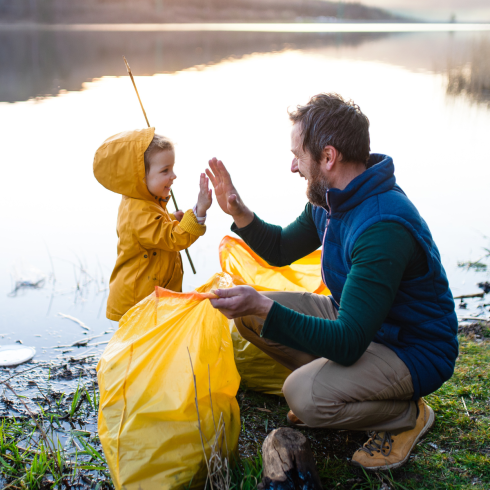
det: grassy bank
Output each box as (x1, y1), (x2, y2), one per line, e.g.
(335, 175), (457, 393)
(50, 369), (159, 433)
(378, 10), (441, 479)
(238, 331), (490, 489)
(1, 331), (489, 489)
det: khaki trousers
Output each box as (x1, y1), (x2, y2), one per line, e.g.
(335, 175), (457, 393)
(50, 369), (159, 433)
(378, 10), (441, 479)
(235, 292), (418, 433)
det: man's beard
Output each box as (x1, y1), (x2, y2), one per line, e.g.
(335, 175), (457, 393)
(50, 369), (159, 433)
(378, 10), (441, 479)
(306, 166), (330, 208)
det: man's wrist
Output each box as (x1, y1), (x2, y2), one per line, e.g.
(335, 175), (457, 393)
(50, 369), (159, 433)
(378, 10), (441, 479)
(232, 207), (254, 229)
(256, 295), (274, 319)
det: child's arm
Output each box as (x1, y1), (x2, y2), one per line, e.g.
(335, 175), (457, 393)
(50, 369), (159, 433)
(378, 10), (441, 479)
(133, 173), (212, 252)
(133, 207), (205, 252)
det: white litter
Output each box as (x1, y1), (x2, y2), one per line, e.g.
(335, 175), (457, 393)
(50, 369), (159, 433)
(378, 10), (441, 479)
(0, 345), (36, 367)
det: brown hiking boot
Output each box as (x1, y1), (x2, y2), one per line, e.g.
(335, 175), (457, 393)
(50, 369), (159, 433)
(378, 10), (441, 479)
(351, 399), (435, 471)
(286, 410), (307, 427)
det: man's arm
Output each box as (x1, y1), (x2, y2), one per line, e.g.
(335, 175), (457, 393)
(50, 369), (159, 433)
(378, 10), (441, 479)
(232, 203), (321, 267)
(206, 158), (321, 266)
(211, 222), (424, 366)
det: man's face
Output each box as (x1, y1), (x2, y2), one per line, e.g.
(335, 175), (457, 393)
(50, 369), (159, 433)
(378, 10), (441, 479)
(290, 123), (330, 208)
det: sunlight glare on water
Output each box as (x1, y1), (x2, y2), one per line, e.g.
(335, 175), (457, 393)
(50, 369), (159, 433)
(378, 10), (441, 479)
(0, 31), (489, 353)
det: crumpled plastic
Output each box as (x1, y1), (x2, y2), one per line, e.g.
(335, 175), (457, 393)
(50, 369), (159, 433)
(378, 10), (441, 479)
(97, 273), (241, 490)
(219, 236), (329, 396)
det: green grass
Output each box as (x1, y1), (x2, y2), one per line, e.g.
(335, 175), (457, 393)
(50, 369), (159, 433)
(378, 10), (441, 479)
(0, 335), (488, 489)
(236, 336), (490, 489)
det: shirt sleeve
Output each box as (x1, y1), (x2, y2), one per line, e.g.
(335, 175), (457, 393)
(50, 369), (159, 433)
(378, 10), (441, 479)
(231, 203), (321, 266)
(261, 222), (420, 365)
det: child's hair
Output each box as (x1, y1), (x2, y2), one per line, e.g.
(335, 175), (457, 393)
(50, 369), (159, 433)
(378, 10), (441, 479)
(144, 134), (174, 174)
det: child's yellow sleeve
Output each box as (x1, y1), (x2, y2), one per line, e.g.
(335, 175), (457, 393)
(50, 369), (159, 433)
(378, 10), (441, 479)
(132, 208), (205, 252)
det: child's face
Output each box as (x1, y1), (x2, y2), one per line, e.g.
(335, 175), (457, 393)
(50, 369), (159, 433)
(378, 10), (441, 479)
(146, 149), (176, 200)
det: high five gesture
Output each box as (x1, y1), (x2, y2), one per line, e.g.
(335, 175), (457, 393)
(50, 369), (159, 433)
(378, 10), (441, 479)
(205, 158), (254, 228)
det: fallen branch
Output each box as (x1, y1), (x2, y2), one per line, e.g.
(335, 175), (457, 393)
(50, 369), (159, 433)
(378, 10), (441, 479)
(58, 313), (90, 330)
(454, 293), (485, 300)
(53, 332), (105, 349)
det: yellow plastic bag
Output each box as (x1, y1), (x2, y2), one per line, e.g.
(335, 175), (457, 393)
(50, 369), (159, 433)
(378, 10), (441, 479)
(97, 273), (241, 490)
(219, 236), (329, 396)
(219, 235), (328, 295)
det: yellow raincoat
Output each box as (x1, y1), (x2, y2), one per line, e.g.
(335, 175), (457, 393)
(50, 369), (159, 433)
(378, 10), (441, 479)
(93, 128), (205, 321)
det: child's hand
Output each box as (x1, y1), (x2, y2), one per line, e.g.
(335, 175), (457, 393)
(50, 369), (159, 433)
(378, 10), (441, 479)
(173, 210), (184, 222)
(196, 173), (213, 217)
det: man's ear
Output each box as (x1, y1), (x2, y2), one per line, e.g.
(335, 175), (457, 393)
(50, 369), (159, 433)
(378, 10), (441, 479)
(322, 146), (340, 171)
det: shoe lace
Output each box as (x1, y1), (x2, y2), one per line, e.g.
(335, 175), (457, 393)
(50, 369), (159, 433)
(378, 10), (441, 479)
(360, 431), (393, 457)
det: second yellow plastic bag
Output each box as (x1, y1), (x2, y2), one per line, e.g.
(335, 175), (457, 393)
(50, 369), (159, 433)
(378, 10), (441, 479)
(219, 236), (329, 396)
(97, 273), (241, 490)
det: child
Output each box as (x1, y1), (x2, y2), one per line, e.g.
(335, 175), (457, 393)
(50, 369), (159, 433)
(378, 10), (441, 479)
(93, 127), (212, 322)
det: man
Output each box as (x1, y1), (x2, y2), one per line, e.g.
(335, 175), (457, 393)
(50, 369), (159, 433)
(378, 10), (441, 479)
(206, 93), (458, 470)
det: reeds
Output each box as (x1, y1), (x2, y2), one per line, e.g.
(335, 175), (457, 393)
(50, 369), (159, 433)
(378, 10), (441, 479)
(188, 349), (232, 490)
(447, 35), (490, 105)
(0, 357), (112, 488)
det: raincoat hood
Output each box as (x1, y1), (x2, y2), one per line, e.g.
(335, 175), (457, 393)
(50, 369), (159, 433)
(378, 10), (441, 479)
(93, 127), (156, 202)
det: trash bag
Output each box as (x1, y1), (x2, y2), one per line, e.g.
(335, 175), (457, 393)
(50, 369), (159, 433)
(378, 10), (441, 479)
(219, 236), (328, 295)
(219, 236), (329, 396)
(97, 273), (241, 490)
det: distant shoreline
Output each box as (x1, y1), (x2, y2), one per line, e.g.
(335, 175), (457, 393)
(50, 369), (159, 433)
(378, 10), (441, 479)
(1, 22), (489, 33)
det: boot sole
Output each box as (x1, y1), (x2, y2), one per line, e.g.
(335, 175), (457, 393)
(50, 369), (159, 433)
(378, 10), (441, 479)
(351, 405), (435, 472)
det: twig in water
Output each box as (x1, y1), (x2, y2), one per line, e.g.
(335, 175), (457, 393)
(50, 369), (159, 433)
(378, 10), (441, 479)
(32, 380), (51, 405)
(54, 332), (105, 348)
(0, 363), (49, 384)
(58, 313), (91, 331)
(454, 293), (485, 300)
(85, 340), (109, 347)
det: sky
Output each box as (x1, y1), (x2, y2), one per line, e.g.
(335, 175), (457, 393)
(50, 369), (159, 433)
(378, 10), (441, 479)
(358, 0), (490, 22)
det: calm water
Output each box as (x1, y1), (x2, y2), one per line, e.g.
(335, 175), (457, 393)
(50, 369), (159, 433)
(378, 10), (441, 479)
(1, 26), (489, 362)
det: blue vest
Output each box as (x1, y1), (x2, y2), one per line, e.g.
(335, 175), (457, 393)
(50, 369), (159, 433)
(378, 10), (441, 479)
(312, 154), (458, 399)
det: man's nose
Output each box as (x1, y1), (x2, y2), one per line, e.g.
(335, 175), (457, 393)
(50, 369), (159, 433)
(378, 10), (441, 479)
(291, 157), (299, 173)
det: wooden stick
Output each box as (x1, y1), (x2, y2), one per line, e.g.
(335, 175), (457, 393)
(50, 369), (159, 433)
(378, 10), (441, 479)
(123, 56), (197, 275)
(454, 292), (485, 300)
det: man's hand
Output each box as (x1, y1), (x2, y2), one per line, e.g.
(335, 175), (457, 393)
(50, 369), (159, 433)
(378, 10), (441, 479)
(206, 158), (254, 228)
(209, 286), (274, 320)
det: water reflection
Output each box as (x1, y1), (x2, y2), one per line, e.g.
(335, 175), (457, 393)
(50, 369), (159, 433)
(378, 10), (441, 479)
(447, 35), (490, 106)
(1, 28), (489, 352)
(3, 28), (490, 107)
(0, 30), (388, 102)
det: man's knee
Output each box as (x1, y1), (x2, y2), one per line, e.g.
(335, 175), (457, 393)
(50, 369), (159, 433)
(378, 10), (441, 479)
(283, 359), (342, 428)
(234, 315), (263, 339)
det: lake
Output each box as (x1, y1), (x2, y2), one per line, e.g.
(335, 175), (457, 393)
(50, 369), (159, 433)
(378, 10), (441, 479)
(1, 24), (489, 363)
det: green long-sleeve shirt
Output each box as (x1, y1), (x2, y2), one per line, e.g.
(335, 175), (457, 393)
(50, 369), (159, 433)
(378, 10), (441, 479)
(231, 203), (428, 366)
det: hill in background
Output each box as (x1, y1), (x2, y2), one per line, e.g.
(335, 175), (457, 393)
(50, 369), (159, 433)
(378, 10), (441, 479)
(1, 0), (409, 23)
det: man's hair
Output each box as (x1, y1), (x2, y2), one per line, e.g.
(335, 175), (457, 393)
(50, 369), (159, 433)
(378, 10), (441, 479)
(144, 134), (174, 173)
(288, 93), (370, 166)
